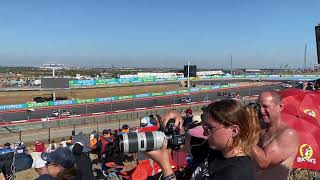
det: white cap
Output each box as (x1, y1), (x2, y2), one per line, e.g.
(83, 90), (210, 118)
(140, 117), (150, 126)
(192, 115), (202, 124)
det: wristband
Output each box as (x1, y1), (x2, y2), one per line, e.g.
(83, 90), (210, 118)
(162, 173), (176, 180)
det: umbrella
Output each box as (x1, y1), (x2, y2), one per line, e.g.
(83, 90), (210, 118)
(280, 88), (320, 170)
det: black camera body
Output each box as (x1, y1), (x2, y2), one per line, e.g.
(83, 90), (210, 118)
(163, 119), (186, 151)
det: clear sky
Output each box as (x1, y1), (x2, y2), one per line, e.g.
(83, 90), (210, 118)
(0, 0), (319, 69)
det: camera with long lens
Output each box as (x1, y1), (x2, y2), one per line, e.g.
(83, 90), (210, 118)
(118, 119), (186, 154)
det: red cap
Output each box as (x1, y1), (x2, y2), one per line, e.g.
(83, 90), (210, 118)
(35, 141), (45, 152)
(185, 108), (192, 115)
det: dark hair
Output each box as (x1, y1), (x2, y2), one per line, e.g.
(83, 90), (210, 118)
(56, 166), (77, 180)
(207, 99), (261, 155)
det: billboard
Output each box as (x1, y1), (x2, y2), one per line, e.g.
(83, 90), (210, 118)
(41, 78), (70, 89)
(184, 65), (197, 77)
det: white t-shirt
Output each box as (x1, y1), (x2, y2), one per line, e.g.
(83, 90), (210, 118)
(30, 152), (46, 168)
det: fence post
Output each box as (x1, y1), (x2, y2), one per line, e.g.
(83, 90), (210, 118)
(48, 128), (51, 144)
(96, 122), (99, 133)
(19, 131), (22, 142)
(173, 95), (175, 108)
(73, 124), (76, 134)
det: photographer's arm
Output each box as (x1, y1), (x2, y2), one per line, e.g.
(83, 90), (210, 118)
(146, 138), (176, 179)
(161, 110), (184, 130)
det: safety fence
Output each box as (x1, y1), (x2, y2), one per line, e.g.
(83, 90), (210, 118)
(0, 103), (205, 144)
(0, 98), (259, 145)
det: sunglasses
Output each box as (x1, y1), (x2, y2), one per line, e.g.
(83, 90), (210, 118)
(45, 162), (60, 167)
(202, 123), (225, 135)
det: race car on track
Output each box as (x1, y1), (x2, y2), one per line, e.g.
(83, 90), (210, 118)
(52, 109), (77, 117)
(178, 97), (192, 103)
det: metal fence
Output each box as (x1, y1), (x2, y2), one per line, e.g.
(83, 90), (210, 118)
(0, 104), (208, 144)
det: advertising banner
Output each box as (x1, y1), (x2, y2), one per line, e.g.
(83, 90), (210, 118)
(76, 98), (95, 104)
(189, 88), (200, 92)
(151, 92), (165, 96)
(27, 102), (52, 108)
(96, 97), (113, 102)
(165, 91), (177, 95)
(0, 104), (27, 110)
(178, 90), (188, 94)
(134, 93), (152, 98)
(118, 95), (134, 100)
(142, 76), (156, 82)
(0, 83), (236, 111)
(53, 100), (75, 106)
(280, 88), (320, 170)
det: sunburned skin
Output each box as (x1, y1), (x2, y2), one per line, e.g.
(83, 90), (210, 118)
(252, 91), (299, 180)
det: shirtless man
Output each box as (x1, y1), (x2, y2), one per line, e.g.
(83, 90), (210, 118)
(251, 91), (299, 180)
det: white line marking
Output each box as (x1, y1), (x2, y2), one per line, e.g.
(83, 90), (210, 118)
(92, 112), (105, 115)
(135, 108), (147, 110)
(11, 120), (27, 123)
(114, 110), (128, 113)
(68, 115), (81, 117)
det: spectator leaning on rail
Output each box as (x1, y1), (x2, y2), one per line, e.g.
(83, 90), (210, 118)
(146, 99), (260, 180)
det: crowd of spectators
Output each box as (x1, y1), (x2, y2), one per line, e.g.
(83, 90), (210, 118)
(0, 87), (319, 180)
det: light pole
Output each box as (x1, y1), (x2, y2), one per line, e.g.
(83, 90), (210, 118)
(230, 55), (233, 76)
(304, 43), (307, 71)
(187, 61), (190, 88)
(52, 67), (57, 101)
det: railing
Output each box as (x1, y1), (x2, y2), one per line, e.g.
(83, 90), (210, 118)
(0, 98), (258, 145)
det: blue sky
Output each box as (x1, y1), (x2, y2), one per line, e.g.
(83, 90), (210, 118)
(0, 0), (319, 68)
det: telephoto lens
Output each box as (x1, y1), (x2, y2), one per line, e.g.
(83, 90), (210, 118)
(119, 131), (166, 154)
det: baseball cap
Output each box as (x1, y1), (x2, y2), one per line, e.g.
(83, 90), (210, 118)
(72, 143), (84, 155)
(122, 124), (129, 129)
(35, 141), (46, 152)
(140, 117), (150, 126)
(192, 115), (202, 124)
(41, 147), (75, 168)
(102, 129), (110, 135)
(185, 108), (192, 115)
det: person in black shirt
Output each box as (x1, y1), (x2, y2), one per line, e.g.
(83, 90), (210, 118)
(72, 143), (95, 180)
(147, 99), (261, 180)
